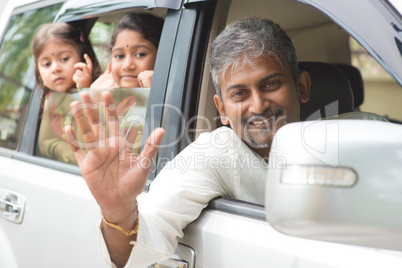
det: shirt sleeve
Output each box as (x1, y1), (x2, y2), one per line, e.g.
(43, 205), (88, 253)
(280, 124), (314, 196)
(96, 127), (263, 267)
(97, 133), (229, 267)
(131, 151), (229, 266)
(97, 220), (117, 268)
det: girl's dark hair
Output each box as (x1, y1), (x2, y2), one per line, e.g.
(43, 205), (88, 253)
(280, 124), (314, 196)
(111, 13), (164, 48)
(32, 22), (102, 92)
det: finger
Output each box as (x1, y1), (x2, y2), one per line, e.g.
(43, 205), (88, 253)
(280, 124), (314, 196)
(102, 90), (117, 119)
(65, 125), (86, 164)
(74, 62), (87, 70)
(140, 127), (165, 160)
(138, 71), (153, 88)
(138, 76), (144, 88)
(80, 91), (104, 140)
(70, 100), (98, 148)
(125, 125), (139, 146)
(84, 54), (93, 73)
(101, 91), (119, 138)
(73, 74), (85, 90)
(74, 63), (91, 80)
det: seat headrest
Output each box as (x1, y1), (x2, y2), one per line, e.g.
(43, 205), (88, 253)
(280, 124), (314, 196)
(299, 62), (354, 121)
(334, 63), (364, 108)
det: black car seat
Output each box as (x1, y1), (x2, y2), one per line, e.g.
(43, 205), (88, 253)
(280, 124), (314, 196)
(299, 62), (354, 121)
(334, 63), (364, 110)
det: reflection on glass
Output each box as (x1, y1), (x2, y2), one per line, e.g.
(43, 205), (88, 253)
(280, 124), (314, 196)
(0, 4), (62, 149)
(37, 88), (150, 164)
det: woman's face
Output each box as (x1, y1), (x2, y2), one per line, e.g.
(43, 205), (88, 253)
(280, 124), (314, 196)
(111, 30), (157, 88)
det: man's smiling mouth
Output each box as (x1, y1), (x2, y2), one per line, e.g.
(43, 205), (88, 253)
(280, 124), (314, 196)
(244, 109), (283, 128)
(242, 110), (285, 148)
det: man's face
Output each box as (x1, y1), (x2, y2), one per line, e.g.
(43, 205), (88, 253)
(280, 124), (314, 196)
(214, 56), (310, 152)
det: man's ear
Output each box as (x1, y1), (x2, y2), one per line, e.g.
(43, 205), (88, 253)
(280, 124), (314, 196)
(213, 94), (229, 125)
(297, 70), (311, 104)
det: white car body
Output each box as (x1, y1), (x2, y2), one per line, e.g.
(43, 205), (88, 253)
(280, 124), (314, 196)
(0, 0), (402, 267)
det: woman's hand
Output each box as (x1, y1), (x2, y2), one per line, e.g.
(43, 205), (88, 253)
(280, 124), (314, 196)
(65, 91), (164, 227)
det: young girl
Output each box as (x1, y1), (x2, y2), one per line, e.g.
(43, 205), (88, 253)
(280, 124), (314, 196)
(33, 22), (102, 164)
(90, 13), (164, 155)
(91, 13), (164, 89)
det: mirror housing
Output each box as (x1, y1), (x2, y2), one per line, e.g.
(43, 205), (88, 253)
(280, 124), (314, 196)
(265, 120), (402, 251)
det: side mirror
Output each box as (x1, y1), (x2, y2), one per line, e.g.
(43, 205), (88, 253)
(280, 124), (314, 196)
(265, 120), (402, 251)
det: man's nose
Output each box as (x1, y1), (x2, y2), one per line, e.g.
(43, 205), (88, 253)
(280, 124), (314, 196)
(249, 91), (269, 114)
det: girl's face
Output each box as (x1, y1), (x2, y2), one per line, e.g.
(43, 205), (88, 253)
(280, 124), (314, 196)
(37, 39), (81, 92)
(111, 30), (157, 88)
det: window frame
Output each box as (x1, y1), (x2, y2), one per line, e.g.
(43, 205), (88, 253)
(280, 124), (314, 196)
(0, 0), (65, 155)
(11, 2), (183, 176)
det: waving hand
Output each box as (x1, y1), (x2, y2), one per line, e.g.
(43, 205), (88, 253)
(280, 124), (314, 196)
(65, 90), (164, 226)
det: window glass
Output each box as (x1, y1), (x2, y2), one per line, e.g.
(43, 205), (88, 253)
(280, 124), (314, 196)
(36, 10), (166, 164)
(37, 88), (149, 165)
(0, 4), (62, 149)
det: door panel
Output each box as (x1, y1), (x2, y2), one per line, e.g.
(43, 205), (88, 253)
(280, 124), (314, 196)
(179, 207), (402, 267)
(0, 156), (107, 267)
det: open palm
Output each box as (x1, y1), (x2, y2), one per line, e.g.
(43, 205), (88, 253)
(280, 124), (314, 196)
(65, 90), (164, 224)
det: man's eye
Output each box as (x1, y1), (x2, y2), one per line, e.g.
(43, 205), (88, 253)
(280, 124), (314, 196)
(231, 91), (247, 98)
(264, 81), (280, 89)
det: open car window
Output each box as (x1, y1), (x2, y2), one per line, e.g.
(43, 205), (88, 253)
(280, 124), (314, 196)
(194, 0), (402, 208)
(34, 8), (167, 165)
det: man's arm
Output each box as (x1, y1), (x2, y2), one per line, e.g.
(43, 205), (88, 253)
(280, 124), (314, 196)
(65, 90), (164, 267)
(100, 211), (138, 267)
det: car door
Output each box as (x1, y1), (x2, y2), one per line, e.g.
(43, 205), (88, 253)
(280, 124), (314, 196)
(175, 0), (402, 267)
(0, 1), (112, 267)
(0, 0), (181, 267)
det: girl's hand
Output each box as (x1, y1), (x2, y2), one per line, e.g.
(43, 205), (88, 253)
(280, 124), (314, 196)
(64, 91), (164, 227)
(137, 70), (154, 88)
(90, 61), (116, 89)
(74, 54), (93, 89)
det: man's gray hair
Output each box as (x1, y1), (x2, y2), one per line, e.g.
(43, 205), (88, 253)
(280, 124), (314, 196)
(210, 17), (300, 98)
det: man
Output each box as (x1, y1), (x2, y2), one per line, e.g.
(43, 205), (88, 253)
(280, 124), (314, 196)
(65, 17), (311, 267)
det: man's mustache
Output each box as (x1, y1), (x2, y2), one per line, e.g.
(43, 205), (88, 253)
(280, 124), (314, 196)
(241, 109), (283, 126)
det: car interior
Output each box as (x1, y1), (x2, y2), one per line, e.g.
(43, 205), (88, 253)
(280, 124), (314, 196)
(196, 0), (402, 138)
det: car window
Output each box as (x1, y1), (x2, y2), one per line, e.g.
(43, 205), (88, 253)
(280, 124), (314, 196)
(35, 9), (166, 165)
(37, 88), (149, 164)
(0, 3), (62, 150)
(350, 37), (402, 123)
(194, 0), (402, 207)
